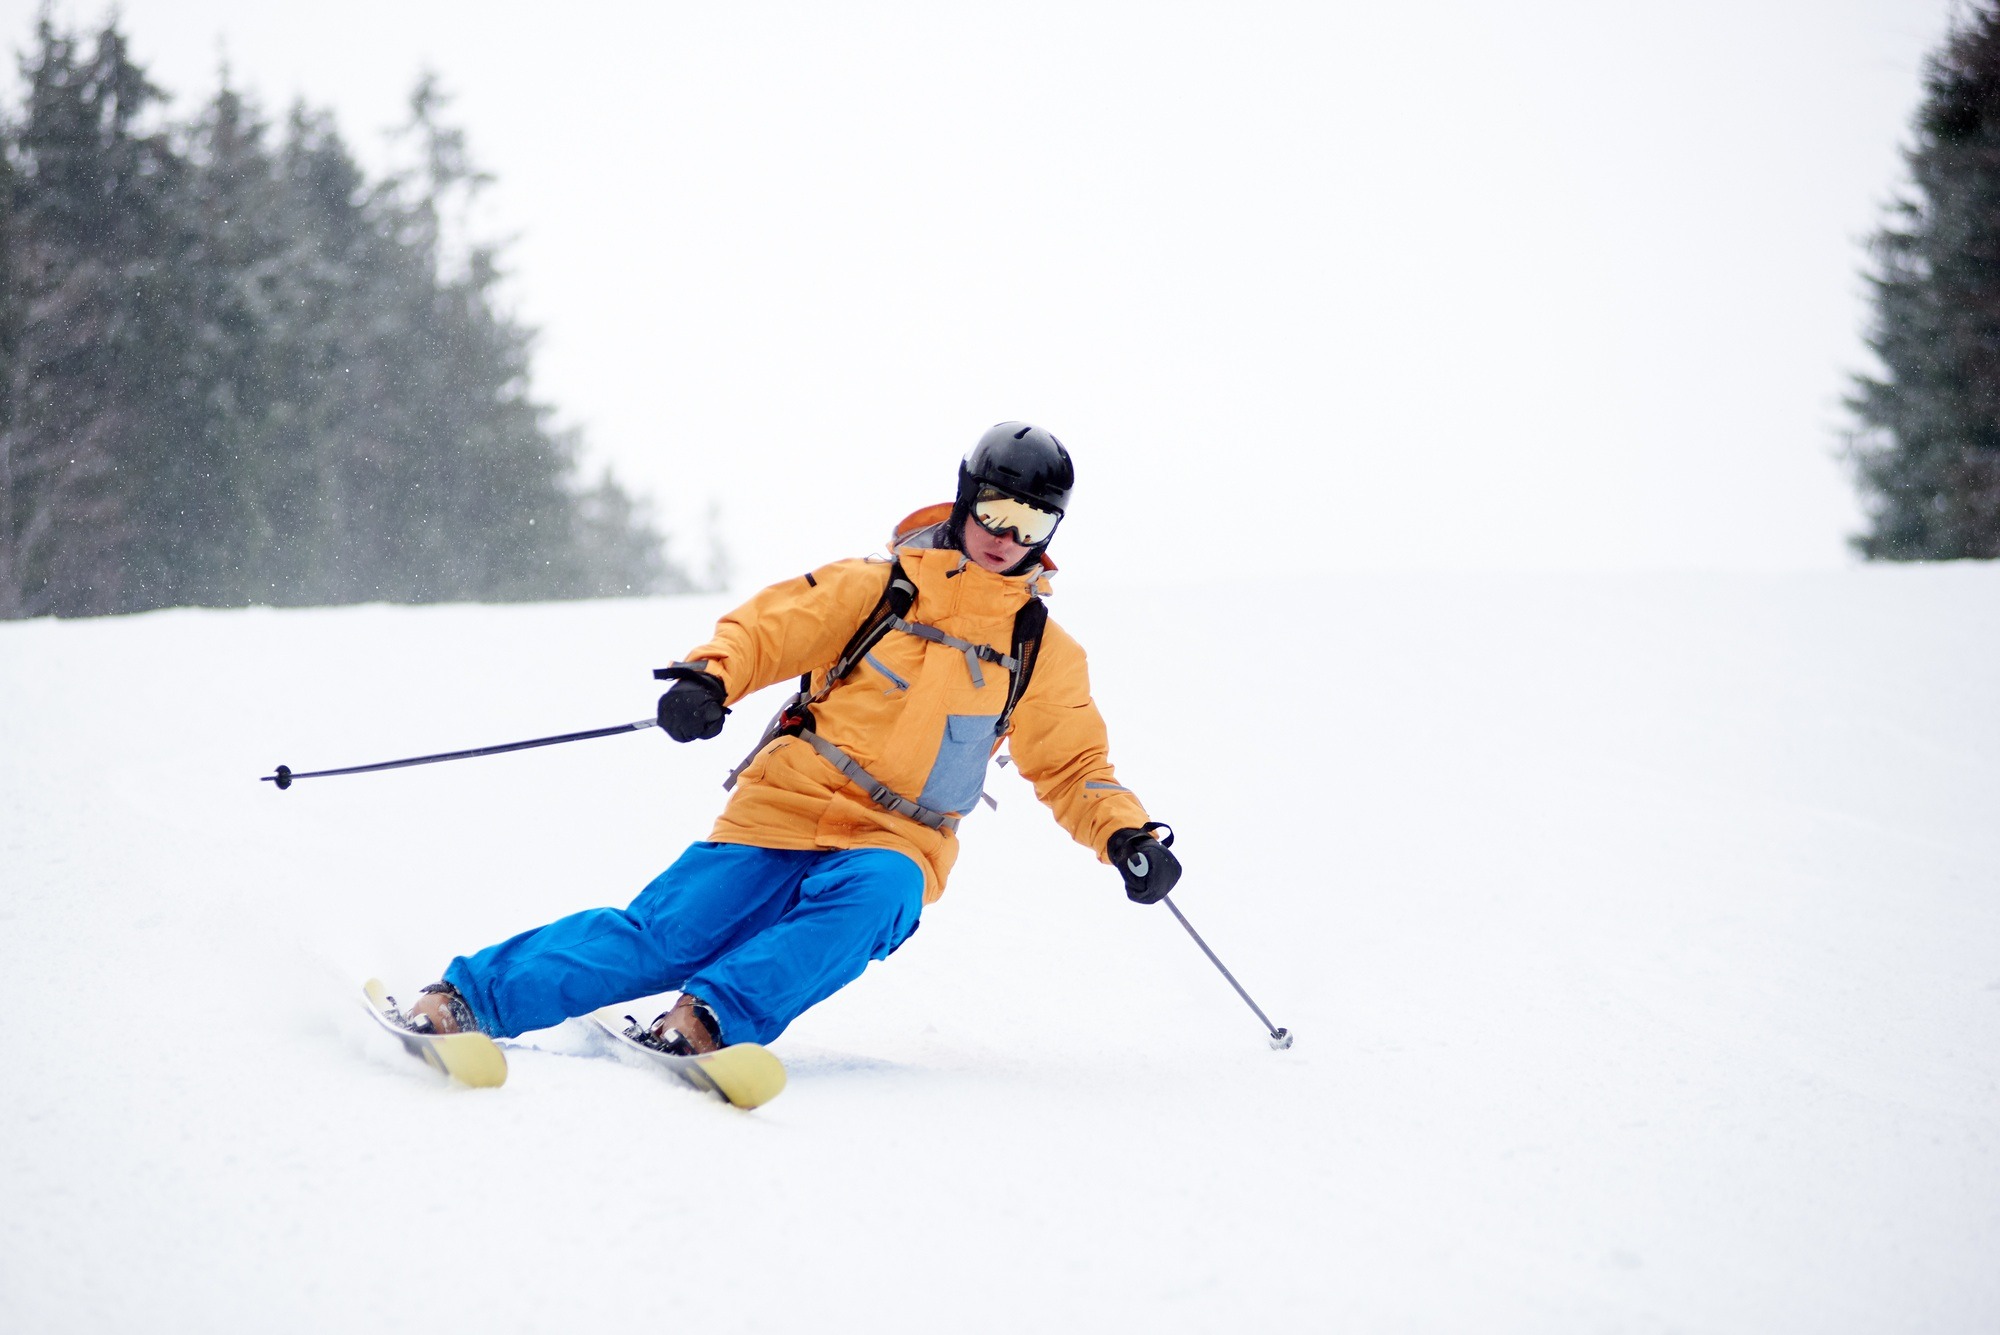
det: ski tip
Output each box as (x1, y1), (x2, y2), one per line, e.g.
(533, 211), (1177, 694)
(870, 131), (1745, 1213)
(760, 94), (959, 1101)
(591, 1017), (788, 1110)
(359, 978), (509, 1088)
(722, 1044), (788, 1110)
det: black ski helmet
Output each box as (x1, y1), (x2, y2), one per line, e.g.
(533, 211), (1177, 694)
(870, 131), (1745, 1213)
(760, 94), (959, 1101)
(950, 422), (1074, 574)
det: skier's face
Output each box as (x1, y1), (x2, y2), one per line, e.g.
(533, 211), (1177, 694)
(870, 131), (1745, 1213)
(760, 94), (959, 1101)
(960, 515), (1031, 572)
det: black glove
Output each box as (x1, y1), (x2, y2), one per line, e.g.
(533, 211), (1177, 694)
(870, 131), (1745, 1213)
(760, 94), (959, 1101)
(1106, 824), (1181, 905)
(655, 668), (729, 742)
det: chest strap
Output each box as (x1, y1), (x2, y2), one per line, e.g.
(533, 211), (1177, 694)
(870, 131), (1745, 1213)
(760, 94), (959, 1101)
(717, 559), (1044, 820)
(886, 616), (1017, 690)
(797, 729), (962, 833)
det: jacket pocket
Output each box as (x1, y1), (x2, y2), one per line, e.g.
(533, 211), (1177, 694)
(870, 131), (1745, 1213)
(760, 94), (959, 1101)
(864, 653), (911, 692)
(918, 714), (999, 814)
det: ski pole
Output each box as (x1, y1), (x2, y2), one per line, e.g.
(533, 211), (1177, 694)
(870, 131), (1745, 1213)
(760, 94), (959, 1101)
(1161, 894), (1294, 1049)
(261, 718), (658, 789)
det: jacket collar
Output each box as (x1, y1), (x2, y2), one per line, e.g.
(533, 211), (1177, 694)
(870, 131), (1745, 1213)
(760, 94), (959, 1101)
(889, 507), (1054, 603)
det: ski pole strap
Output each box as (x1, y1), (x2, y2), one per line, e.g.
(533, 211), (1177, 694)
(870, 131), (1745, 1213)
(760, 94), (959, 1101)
(653, 660), (718, 687)
(886, 616), (1016, 690)
(797, 728), (962, 833)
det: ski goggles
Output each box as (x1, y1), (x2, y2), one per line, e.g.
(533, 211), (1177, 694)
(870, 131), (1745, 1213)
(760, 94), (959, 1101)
(972, 487), (1063, 546)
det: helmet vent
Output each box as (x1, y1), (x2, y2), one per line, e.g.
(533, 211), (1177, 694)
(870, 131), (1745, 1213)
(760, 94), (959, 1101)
(1013, 427), (1032, 440)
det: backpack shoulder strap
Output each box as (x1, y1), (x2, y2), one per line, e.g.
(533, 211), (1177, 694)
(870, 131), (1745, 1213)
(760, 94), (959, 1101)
(995, 594), (1047, 736)
(805, 558), (917, 700)
(727, 559), (919, 792)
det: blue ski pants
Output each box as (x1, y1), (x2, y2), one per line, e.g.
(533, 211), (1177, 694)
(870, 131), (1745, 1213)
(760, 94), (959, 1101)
(442, 842), (925, 1046)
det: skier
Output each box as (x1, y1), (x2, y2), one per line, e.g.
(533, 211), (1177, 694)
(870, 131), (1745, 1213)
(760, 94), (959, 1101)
(401, 422), (1181, 1055)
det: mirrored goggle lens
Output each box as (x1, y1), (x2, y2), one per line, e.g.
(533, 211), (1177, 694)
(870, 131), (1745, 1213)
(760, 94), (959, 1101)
(973, 492), (1061, 545)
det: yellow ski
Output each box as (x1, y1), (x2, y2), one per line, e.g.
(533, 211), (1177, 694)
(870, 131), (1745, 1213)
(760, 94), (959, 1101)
(590, 1017), (787, 1110)
(361, 979), (508, 1089)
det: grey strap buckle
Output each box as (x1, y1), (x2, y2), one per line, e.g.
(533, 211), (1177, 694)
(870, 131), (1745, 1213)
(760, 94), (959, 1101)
(797, 728), (962, 833)
(888, 616), (1017, 689)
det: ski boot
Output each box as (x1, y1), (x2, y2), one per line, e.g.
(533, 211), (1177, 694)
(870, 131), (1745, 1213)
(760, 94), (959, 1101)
(630, 993), (721, 1055)
(401, 981), (479, 1035)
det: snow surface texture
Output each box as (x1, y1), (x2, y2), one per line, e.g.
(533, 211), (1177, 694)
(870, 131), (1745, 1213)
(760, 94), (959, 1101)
(2, 568), (1997, 1333)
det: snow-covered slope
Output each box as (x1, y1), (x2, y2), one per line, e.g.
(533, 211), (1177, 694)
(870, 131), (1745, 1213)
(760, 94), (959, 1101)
(2, 566), (1996, 1332)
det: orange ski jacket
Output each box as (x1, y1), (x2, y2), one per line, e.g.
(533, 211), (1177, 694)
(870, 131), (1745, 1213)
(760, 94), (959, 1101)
(679, 505), (1152, 902)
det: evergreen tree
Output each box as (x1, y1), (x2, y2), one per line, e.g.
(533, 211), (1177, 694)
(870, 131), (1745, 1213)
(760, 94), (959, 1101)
(0, 13), (688, 615)
(0, 93), (20, 615)
(0, 18), (180, 615)
(262, 104), (388, 606)
(1851, 0), (2000, 559)
(174, 74), (292, 606)
(360, 75), (585, 604)
(574, 465), (671, 597)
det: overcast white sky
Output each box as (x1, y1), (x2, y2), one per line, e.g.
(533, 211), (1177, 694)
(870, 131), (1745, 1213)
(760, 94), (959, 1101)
(7, 1), (1961, 585)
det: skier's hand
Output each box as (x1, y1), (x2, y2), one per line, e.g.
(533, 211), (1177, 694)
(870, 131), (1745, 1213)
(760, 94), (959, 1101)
(1107, 825), (1180, 904)
(656, 670), (729, 742)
